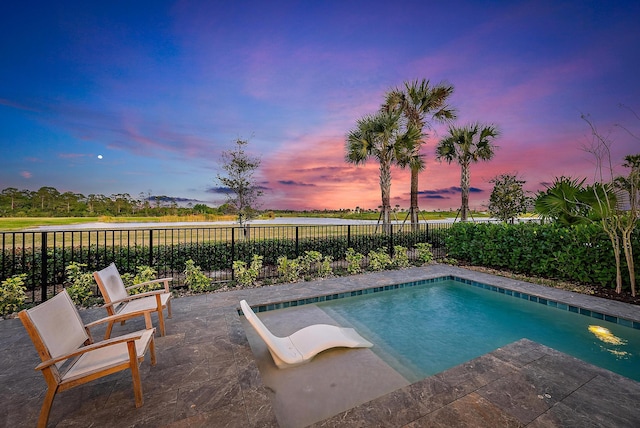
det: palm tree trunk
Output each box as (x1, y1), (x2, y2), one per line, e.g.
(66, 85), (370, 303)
(460, 161), (470, 221)
(410, 167), (419, 231)
(380, 162), (392, 233)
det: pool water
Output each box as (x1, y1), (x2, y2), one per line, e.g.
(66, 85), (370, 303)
(318, 280), (640, 383)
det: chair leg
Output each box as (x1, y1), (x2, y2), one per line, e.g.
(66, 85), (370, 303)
(157, 310), (166, 336)
(167, 299), (172, 319)
(127, 341), (144, 408)
(104, 321), (115, 340)
(149, 335), (157, 366)
(143, 311), (153, 330)
(37, 385), (58, 428)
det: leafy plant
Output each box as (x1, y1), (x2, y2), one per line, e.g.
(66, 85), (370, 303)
(123, 265), (158, 295)
(299, 251), (322, 275)
(277, 256), (301, 282)
(392, 245), (409, 268)
(317, 255), (333, 278)
(368, 248), (392, 271)
(184, 259), (212, 292)
(0, 274), (27, 316)
(346, 248), (364, 274)
(64, 262), (94, 306)
(299, 251), (333, 278)
(415, 242), (434, 264)
(233, 255), (263, 287)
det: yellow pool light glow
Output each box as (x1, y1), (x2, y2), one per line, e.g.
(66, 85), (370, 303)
(588, 325), (626, 346)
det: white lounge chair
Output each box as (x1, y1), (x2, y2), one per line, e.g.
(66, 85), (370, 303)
(19, 289), (157, 428)
(240, 300), (373, 368)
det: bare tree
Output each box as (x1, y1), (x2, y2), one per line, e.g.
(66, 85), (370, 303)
(581, 114), (639, 296)
(216, 139), (263, 232)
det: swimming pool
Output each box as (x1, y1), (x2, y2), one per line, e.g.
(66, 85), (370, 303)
(317, 278), (640, 383)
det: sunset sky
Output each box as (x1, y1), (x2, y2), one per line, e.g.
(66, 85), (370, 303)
(1, 0), (639, 212)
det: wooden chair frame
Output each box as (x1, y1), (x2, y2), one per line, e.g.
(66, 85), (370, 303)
(93, 263), (173, 338)
(19, 290), (157, 428)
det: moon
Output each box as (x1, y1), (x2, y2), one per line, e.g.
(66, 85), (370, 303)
(98, 154), (103, 159)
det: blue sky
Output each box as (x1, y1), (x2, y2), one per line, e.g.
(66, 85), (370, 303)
(1, 0), (639, 211)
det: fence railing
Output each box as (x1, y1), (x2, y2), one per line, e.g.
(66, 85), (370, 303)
(1, 222), (452, 303)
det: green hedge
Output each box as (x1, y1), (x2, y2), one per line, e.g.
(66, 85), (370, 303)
(445, 222), (640, 289)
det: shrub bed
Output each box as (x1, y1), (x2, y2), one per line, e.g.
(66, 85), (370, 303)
(445, 222), (640, 289)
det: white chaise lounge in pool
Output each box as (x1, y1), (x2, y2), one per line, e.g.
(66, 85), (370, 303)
(240, 300), (373, 368)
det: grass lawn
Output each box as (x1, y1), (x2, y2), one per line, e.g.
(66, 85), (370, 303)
(0, 217), (102, 231)
(0, 215), (237, 231)
(0, 210), (492, 231)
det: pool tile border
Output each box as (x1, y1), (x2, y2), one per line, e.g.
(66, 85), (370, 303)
(242, 275), (640, 331)
(458, 276), (640, 329)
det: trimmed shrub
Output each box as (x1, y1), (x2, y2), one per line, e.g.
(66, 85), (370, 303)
(415, 242), (434, 264)
(184, 259), (212, 292)
(300, 251), (333, 278)
(368, 248), (392, 271)
(233, 255), (263, 287)
(0, 274), (27, 316)
(122, 265), (159, 295)
(444, 222), (637, 289)
(64, 262), (94, 306)
(277, 256), (301, 282)
(346, 248), (364, 274)
(392, 246), (410, 269)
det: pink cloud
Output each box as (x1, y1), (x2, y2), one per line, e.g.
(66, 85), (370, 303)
(21, 171), (32, 179)
(260, 130), (424, 210)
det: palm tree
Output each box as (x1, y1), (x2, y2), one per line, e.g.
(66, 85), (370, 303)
(534, 176), (591, 225)
(384, 79), (456, 230)
(435, 123), (500, 221)
(345, 110), (421, 232)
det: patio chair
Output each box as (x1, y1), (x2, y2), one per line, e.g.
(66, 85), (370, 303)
(240, 300), (373, 368)
(93, 263), (173, 338)
(18, 289), (157, 428)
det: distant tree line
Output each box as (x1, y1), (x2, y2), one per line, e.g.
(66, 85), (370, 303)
(0, 186), (234, 217)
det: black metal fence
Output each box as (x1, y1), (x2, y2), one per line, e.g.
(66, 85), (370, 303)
(0, 222), (452, 303)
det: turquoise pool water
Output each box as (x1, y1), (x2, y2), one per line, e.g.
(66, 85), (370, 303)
(318, 279), (640, 383)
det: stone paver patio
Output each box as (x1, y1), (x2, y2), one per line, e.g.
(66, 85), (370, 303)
(1, 264), (639, 427)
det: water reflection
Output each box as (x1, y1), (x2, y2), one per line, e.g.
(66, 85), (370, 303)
(589, 325), (630, 358)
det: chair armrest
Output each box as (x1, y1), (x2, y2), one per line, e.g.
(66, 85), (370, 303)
(125, 289), (172, 300)
(104, 289), (169, 307)
(84, 309), (154, 329)
(34, 330), (152, 371)
(125, 277), (173, 293)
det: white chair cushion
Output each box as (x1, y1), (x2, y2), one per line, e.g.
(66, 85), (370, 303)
(117, 293), (171, 315)
(62, 329), (154, 383)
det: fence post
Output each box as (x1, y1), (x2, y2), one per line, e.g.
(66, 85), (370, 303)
(388, 224), (394, 256)
(295, 227), (299, 258)
(231, 227), (235, 280)
(41, 232), (48, 302)
(347, 225), (351, 248)
(149, 229), (154, 266)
